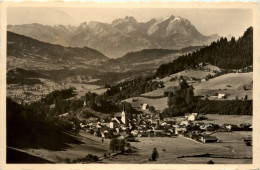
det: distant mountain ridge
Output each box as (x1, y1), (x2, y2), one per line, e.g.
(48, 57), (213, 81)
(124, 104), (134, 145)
(7, 31), (109, 71)
(119, 46), (201, 63)
(8, 15), (219, 58)
(118, 46), (202, 71)
(7, 31), (201, 72)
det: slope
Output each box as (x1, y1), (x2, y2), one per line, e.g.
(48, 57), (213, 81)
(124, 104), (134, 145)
(7, 31), (108, 70)
(156, 27), (253, 77)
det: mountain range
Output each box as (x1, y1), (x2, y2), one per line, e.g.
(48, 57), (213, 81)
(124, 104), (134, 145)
(7, 31), (201, 84)
(7, 31), (200, 72)
(8, 15), (219, 58)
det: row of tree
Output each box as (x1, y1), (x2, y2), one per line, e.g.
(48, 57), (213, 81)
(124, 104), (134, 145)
(162, 78), (195, 117)
(105, 76), (164, 102)
(193, 99), (252, 115)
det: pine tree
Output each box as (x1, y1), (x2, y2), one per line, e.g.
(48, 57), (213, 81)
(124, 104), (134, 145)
(151, 147), (159, 161)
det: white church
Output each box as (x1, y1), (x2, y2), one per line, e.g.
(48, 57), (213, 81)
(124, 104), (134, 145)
(109, 107), (129, 129)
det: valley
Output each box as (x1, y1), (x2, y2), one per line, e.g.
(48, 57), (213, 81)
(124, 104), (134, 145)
(6, 15), (253, 165)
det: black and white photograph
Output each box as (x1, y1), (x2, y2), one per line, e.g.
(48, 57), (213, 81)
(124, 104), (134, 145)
(1, 2), (259, 168)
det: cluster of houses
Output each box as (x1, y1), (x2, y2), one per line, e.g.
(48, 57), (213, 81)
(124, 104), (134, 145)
(78, 107), (252, 144)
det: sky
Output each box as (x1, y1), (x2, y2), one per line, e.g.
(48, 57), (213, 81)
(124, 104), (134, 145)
(7, 7), (253, 37)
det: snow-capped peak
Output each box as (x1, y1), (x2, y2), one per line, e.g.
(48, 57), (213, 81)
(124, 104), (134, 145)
(173, 17), (181, 22)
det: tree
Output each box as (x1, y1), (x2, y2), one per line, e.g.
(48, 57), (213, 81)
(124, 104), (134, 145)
(149, 106), (156, 113)
(118, 139), (126, 151)
(107, 129), (114, 139)
(185, 87), (194, 106)
(207, 160), (215, 164)
(109, 139), (127, 152)
(109, 138), (119, 152)
(151, 147), (159, 161)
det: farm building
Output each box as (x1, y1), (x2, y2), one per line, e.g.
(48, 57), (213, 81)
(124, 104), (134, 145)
(59, 112), (69, 118)
(180, 120), (189, 126)
(200, 135), (218, 143)
(242, 136), (252, 143)
(185, 113), (199, 121)
(225, 124), (239, 131)
(141, 103), (149, 110)
(218, 93), (227, 99)
(239, 123), (252, 130)
(175, 126), (187, 135)
(201, 78), (208, 82)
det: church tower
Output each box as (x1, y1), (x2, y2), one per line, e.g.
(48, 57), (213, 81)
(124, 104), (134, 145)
(121, 105), (126, 124)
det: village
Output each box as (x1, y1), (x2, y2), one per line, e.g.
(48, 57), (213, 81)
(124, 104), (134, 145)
(76, 101), (252, 147)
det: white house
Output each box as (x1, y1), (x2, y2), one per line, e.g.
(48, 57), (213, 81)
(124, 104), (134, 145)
(109, 121), (115, 129)
(200, 135), (218, 143)
(141, 103), (149, 110)
(175, 126), (187, 135)
(187, 113), (198, 121)
(180, 120), (189, 126)
(59, 112), (69, 118)
(218, 93), (226, 99)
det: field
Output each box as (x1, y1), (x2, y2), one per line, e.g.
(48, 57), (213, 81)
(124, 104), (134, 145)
(195, 114), (252, 125)
(7, 130), (110, 163)
(8, 130), (252, 164)
(102, 132), (252, 164)
(125, 72), (253, 112)
(144, 65), (220, 98)
(143, 72), (252, 102)
(123, 97), (168, 112)
(194, 73), (252, 90)
(193, 72), (252, 100)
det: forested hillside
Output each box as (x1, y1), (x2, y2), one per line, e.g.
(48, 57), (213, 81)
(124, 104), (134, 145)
(119, 46), (201, 63)
(156, 27), (253, 77)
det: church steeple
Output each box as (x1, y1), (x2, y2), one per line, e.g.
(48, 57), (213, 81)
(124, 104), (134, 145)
(121, 104), (126, 124)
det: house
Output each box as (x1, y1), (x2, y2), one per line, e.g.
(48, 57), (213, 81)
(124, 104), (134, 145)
(201, 78), (208, 82)
(59, 112), (69, 118)
(190, 77), (196, 81)
(226, 124), (239, 131)
(109, 119), (119, 129)
(141, 103), (149, 110)
(239, 123), (252, 130)
(218, 93), (226, 99)
(186, 113), (198, 121)
(242, 136), (252, 143)
(131, 130), (139, 137)
(180, 120), (189, 126)
(175, 126), (187, 135)
(200, 135), (218, 143)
